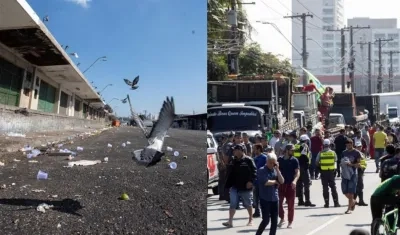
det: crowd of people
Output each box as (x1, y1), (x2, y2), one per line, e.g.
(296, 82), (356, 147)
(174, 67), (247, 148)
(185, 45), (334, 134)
(216, 123), (400, 235)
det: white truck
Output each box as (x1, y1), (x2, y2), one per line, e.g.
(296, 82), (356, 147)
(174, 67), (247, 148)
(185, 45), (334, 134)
(371, 92), (400, 125)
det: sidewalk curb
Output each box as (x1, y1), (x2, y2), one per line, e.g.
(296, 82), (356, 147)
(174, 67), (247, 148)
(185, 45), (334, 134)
(0, 127), (113, 153)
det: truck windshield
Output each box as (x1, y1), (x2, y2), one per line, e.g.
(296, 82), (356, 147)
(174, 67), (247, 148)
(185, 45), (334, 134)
(388, 109), (398, 119)
(207, 107), (262, 132)
(329, 115), (344, 125)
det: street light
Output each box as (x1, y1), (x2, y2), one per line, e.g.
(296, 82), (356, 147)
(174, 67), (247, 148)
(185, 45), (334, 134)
(82, 56), (107, 74)
(107, 97), (120, 104)
(70, 52), (79, 58)
(256, 21), (302, 56)
(99, 83), (113, 94)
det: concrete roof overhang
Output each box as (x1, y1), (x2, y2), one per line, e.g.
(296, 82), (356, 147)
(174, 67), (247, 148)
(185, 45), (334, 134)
(0, 0), (103, 105)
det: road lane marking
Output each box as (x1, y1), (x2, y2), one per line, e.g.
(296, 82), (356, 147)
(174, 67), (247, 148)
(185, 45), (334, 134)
(303, 216), (341, 235)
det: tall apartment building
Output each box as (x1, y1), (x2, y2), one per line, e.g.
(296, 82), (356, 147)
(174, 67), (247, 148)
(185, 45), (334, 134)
(291, 0), (345, 75)
(348, 18), (400, 94)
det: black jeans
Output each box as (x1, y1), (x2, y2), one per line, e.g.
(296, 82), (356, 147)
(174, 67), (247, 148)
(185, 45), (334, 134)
(256, 199), (278, 235)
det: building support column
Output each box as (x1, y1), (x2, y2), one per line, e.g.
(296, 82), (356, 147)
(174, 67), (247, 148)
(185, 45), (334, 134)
(54, 83), (62, 114)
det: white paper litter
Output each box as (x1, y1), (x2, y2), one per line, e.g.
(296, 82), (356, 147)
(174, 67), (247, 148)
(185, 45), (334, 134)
(6, 132), (26, 138)
(66, 160), (101, 167)
(36, 203), (53, 213)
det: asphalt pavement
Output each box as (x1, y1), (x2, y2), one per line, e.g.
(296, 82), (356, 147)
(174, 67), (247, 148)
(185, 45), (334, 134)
(207, 160), (380, 235)
(0, 127), (206, 235)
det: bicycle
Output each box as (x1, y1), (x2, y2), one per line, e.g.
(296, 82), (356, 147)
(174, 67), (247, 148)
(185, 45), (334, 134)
(371, 207), (398, 235)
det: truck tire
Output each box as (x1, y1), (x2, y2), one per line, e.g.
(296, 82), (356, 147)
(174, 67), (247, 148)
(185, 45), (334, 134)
(212, 186), (219, 195)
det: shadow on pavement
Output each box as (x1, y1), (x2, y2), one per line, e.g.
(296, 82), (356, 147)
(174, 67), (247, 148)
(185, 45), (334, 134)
(295, 206), (325, 210)
(207, 207), (229, 212)
(307, 212), (343, 217)
(0, 198), (83, 216)
(237, 228), (259, 233)
(346, 223), (371, 227)
(212, 217), (249, 221)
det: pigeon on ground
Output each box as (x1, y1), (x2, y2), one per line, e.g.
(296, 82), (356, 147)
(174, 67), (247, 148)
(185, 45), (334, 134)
(123, 76), (139, 90)
(131, 97), (176, 167)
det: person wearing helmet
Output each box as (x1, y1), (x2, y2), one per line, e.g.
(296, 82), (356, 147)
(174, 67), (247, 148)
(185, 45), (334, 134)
(295, 134), (315, 207)
(316, 139), (340, 208)
(354, 141), (368, 206)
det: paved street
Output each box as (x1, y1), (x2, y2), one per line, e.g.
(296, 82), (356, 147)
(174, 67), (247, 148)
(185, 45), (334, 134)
(0, 127), (206, 235)
(208, 160), (380, 235)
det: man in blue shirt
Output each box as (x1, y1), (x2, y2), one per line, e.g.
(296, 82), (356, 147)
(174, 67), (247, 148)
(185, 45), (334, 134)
(253, 144), (268, 218)
(256, 152), (284, 235)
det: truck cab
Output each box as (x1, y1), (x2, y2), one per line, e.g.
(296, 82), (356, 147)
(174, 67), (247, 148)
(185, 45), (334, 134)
(387, 106), (399, 124)
(293, 91), (320, 127)
(328, 113), (346, 128)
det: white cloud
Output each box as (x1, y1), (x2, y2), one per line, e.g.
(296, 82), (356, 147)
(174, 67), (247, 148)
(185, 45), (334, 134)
(67, 0), (92, 8)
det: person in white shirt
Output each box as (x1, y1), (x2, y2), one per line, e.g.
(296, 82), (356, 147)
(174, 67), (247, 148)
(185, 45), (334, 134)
(269, 130), (281, 148)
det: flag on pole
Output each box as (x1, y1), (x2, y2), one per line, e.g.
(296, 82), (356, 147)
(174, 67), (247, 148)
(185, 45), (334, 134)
(301, 67), (326, 100)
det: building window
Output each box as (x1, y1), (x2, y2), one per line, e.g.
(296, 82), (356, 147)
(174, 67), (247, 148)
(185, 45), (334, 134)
(323, 8), (333, 14)
(388, 42), (399, 48)
(323, 26), (331, 30)
(394, 59), (399, 64)
(393, 67), (399, 72)
(323, 17), (334, 24)
(322, 51), (334, 57)
(388, 34), (399, 39)
(374, 34), (386, 40)
(323, 34), (334, 40)
(323, 59), (335, 65)
(323, 67), (334, 73)
(323, 42), (334, 48)
(375, 51), (379, 57)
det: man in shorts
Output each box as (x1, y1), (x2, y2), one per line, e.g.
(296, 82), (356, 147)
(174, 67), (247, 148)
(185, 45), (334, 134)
(223, 144), (257, 228)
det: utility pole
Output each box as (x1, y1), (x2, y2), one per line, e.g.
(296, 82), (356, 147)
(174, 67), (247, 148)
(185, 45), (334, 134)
(357, 41), (373, 94)
(383, 50), (400, 92)
(328, 28), (348, 92)
(375, 38), (394, 93)
(284, 13), (314, 85)
(227, 0), (238, 75)
(344, 25), (370, 93)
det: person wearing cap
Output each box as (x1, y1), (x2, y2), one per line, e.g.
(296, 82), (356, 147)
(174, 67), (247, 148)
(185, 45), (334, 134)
(223, 143), (257, 228)
(294, 134), (315, 207)
(340, 138), (362, 214)
(277, 144), (300, 229)
(354, 141), (368, 206)
(315, 139), (340, 208)
(353, 131), (368, 155)
(252, 144), (268, 218)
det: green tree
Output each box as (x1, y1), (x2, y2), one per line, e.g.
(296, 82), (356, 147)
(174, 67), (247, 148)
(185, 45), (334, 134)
(239, 42), (296, 78)
(207, 0), (253, 81)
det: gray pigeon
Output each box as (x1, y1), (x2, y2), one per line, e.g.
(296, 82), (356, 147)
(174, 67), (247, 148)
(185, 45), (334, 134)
(132, 97), (176, 167)
(123, 75), (139, 90)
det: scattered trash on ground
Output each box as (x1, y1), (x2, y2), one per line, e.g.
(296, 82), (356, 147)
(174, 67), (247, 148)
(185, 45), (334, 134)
(13, 159), (20, 162)
(57, 223), (61, 229)
(176, 181), (184, 186)
(126, 141), (131, 145)
(173, 151), (179, 157)
(107, 143), (112, 148)
(28, 160), (39, 163)
(0, 184), (6, 189)
(76, 147), (84, 151)
(120, 193), (129, 200)
(67, 155), (74, 161)
(103, 157), (109, 162)
(121, 143), (126, 147)
(37, 170), (48, 180)
(0, 161), (4, 166)
(66, 160), (102, 167)
(183, 156), (188, 159)
(32, 189), (45, 193)
(6, 132), (26, 138)
(51, 195), (58, 198)
(166, 146), (173, 151)
(164, 210), (173, 218)
(168, 162), (177, 169)
(36, 203), (53, 213)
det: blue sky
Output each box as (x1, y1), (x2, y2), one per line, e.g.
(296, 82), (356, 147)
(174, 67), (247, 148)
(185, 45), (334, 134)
(27, 0), (206, 117)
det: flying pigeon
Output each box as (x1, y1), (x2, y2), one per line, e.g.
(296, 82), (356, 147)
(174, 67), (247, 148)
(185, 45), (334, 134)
(124, 76), (140, 90)
(132, 97), (176, 167)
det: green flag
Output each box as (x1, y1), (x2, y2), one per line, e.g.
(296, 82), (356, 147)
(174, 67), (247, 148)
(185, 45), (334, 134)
(301, 67), (326, 100)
